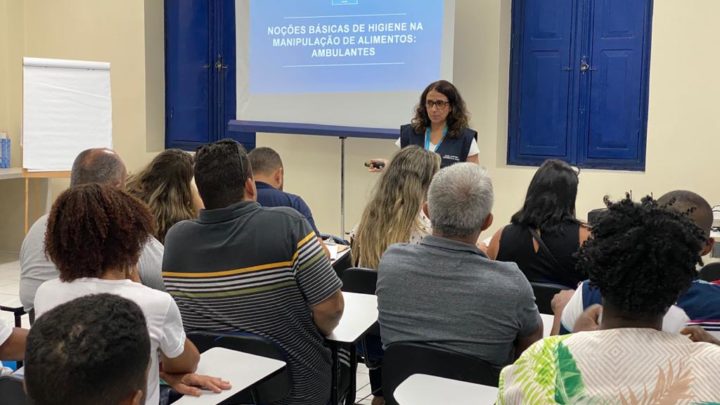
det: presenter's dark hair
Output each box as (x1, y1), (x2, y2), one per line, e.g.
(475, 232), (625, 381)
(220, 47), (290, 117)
(70, 148), (127, 187)
(511, 159), (581, 234)
(25, 293), (150, 405)
(45, 183), (154, 281)
(579, 195), (703, 318)
(194, 138), (252, 209)
(411, 80), (470, 139)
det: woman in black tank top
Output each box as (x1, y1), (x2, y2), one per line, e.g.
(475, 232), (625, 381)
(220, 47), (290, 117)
(487, 160), (590, 288)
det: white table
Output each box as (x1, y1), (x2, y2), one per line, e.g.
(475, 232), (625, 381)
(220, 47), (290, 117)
(327, 243), (349, 261)
(330, 245), (351, 269)
(328, 292), (378, 343)
(541, 313), (554, 337)
(326, 292), (379, 404)
(0, 167), (68, 233)
(394, 374), (498, 405)
(173, 347), (285, 405)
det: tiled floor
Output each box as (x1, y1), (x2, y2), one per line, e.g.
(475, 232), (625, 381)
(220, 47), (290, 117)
(0, 253), (29, 329)
(355, 362), (374, 404)
(0, 252), (376, 404)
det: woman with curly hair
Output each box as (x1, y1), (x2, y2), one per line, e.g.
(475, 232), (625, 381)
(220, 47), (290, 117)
(367, 80), (479, 171)
(126, 149), (203, 243)
(33, 184), (228, 405)
(497, 195), (720, 404)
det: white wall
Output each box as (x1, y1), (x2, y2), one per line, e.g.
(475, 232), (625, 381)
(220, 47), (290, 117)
(0, 0), (165, 251)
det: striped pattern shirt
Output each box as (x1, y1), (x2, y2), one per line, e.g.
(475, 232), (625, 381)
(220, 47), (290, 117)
(163, 201), (342, 405)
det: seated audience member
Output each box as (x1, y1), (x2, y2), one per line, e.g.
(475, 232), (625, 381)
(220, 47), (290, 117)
(35, 184), (228, 405)
(352, 145), (440, 405)
(25, 294), (151, 405)
(247, 146), (331, 258)
(0, 319), (26, 364)
(162, 139), (344, 405)
(377, 163), (542, 370)
(487, 159), (590, 288)
(560, 190), (720, 334)
(248, 146), (320, 235)
(498, 196), (720, 403)
(126, 148), (203, 243)
(352, 145), (440, 268)
(20, 148), (165, 311)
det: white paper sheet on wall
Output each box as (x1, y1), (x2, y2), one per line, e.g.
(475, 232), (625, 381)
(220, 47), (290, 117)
(22, 57), (112, 171)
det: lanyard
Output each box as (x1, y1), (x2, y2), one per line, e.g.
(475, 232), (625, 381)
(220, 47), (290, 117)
(424, 126), (448, 152)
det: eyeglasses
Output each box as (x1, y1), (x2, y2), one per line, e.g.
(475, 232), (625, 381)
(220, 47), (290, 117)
(426, 100), (450, 109)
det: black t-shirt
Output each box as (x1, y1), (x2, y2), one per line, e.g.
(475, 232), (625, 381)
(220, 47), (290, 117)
(496, 221), (584, 288)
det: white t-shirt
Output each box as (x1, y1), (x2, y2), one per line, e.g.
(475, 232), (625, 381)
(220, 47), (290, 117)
(560, 282), (690, 333)
(394, 137), (480, 156)
(35, 278), (186, 405)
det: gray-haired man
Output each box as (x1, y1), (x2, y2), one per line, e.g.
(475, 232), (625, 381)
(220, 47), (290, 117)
(376, 163), (542, 370)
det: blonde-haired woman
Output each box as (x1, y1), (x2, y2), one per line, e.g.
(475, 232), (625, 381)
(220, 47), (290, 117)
(351, 145), (440, 405)
(353, 145), (440, 268)
(126, 149), (203, 243)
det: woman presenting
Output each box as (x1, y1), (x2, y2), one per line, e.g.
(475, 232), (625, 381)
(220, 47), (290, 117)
(368, 80), (479, 171)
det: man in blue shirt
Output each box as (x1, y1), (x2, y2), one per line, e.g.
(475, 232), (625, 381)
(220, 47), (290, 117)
(248, 147), (321, 235)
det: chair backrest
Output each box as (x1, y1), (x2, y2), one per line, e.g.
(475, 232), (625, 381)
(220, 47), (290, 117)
(531, 281), (569, 314)
(341, 267), (380, 336)
(341, 267), (378, 295)
(0, 376), (27, 405)
(699, 262), (720, 282)
(186, 331), (290, 404)
(382, 343), (500, 405)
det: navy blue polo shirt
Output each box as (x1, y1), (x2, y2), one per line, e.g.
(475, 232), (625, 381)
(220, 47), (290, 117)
(255, 181), (320, 235)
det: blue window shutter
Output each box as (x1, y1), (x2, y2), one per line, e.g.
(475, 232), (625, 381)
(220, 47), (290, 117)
(165, 0), (213, 148)
(578, 0), (652, 170)
(219, 0), (237, 141)
(165, 0), (237, 150)
(509, 0), (576, 166)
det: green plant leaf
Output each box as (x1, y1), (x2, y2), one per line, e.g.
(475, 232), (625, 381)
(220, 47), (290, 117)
(554, 341), (586, 404)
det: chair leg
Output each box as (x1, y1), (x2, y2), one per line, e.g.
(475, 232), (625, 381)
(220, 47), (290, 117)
(330, 341), (339, 405)
(344, 344), (357, 405)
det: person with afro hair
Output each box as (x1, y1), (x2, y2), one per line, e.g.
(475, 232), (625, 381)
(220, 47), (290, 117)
(497, 195), (720, 404)
(559, 190), (720, 335)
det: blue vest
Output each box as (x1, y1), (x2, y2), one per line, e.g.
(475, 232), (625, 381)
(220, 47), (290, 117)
(400, 124), (477, 168)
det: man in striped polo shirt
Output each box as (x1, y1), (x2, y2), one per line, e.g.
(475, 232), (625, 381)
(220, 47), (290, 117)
(163, 139), (344, 405)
